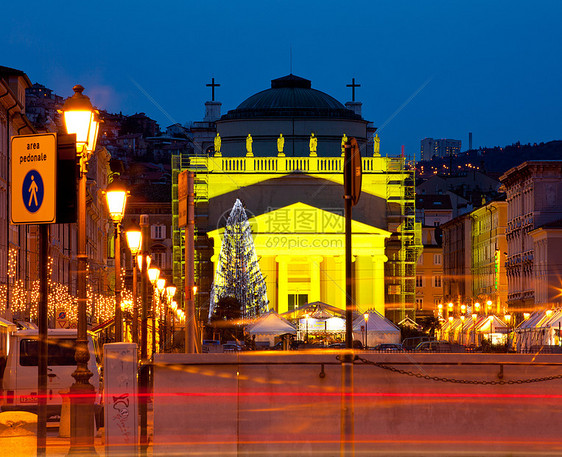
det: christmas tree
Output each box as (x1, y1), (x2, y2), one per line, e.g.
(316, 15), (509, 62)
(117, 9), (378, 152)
(209, 199), (269, 320)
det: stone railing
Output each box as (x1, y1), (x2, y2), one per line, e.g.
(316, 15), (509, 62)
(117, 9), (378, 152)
(190, 155), (396, 174)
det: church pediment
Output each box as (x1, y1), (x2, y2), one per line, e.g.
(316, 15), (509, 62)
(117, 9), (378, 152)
(208, 202), (390, 238)
(252, 202), (390, 236)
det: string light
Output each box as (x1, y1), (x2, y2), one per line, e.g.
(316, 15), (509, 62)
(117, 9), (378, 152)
(5, 250), (136, 326)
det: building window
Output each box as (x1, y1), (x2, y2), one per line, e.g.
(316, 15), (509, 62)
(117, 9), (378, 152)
(433, 254), (442, 265)
(152, 252), (164, 269)
(433, 275), (442, 288)
(416, 275), (423, 288)
(288, 293), (308, 312)
(151, 224), (166, 240)
(415, 298), (423, 310)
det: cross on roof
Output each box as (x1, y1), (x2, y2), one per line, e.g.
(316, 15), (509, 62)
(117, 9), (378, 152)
(206, 77), (220, 101)
(346, 77), (360, 102)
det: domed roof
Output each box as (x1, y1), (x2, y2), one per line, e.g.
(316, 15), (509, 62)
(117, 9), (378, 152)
(220, 74), (362, 121)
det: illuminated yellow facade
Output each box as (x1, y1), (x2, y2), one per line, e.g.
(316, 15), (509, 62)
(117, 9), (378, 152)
(208, 201), (390, 314)
(173, 153), (418, 320)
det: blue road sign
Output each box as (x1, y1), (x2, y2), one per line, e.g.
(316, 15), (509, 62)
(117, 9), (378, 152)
(22, 170), (44, 213)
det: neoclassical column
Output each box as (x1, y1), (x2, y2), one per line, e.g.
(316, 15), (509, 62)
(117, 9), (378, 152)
(371, 254), (388, 315)
(276, 256), (289, 313)
(309, 256), (323, 303)
(335, 255), (356, 310)
(335, 256), (345, 309)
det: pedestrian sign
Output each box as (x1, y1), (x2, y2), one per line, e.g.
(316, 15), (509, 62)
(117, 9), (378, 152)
(11, 133), (56, 224)
(23, 171), (44, 213)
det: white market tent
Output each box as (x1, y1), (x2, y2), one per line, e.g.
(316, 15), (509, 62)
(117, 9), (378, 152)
(352, 311), (401, 347)
(475, 315), (507, 345)
(515, 310), (562, 352)
(246, 311), (297, 346)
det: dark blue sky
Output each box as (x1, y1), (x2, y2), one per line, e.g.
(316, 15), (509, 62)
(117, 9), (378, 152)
(4, 0), (561, 160)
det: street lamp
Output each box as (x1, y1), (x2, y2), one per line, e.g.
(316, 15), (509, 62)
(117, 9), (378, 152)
(166, 285), (176, 349)
(472, 313), (478, 345)
(448, 302), (453, 317)
(474, 302), (481, 315)
(137, 254), (151, 272)
(364, 312), (369, 349)
(148, 266), (160, 355)
(486, 300), (492, 315)
(105, 179), (128, 342)
(305, 314), (310, 343)
(156, 278), (166, 352)
(148, 266), (160, 284)
(62, 85), (99, 452)
(126, 223), (142, 344)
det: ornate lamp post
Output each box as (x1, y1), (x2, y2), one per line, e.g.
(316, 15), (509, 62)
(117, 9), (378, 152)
(156, 278), (166, 352)
(472, 313), (478, 345)
(126, 223), (142, 344)
(148, 266), (160, 355)
(166, 285), (176, 349)
(363, 312), (369, 349)
(105, 179), (128, 342)
(61, 85), (99, 452)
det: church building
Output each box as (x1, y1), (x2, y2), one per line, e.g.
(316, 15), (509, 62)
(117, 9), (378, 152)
(172, 75), (419, 323)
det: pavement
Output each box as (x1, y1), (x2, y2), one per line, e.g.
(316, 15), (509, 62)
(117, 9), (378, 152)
(0, 410), (153, 456)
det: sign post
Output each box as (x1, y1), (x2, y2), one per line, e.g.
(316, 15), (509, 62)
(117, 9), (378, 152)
(11, 132), (58, 456)
(341, 137), (362, 457)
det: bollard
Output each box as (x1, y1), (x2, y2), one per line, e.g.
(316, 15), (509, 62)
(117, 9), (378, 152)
(58, 389), (70, 438)
(0, 411), (37, 457)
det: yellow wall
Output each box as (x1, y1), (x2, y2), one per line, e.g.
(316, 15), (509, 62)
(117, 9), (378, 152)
(208, 202), (390, 315)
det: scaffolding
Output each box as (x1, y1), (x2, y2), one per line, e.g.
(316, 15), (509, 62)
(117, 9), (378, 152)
(384, 157), (422, 323)
(171, 152), (214, 318)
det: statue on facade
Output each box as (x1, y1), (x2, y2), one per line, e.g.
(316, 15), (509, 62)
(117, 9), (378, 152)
(309, 133), (317, 156)
(246, 134), (253, 156)
(214, 132), (222, 156)
(374, 133), (380, 156)
(277, 134), (285, 156)
(341, 133), (348, 156)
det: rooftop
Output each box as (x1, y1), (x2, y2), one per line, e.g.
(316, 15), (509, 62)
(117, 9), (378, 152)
(220, 74), (363, 121)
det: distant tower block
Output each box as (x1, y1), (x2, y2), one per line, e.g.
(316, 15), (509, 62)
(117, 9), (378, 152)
(469, 132), (473, 150)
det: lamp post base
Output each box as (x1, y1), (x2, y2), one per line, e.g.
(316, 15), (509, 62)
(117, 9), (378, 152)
(68, 381), (97, 455)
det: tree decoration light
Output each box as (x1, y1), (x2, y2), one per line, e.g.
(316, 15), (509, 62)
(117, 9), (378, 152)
(209, 199), (269, 320)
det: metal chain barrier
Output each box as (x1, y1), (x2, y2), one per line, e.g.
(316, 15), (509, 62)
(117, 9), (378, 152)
(355, 356), (562, 385)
